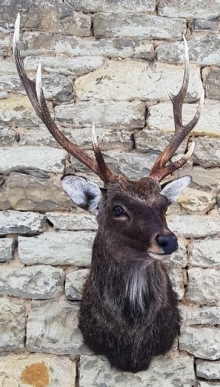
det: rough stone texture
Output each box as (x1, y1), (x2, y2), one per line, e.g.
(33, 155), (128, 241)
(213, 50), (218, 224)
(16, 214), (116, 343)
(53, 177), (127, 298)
(75, 61), (202, 102)
(157, 35), (220, 66)
(73, 0), (155, 12)
(167, 214), (220, 238)
(179, 306), (220, 326)
(196, 360), (220, 380)
(167, 239), (188, 268)
(46, 213), (97, 231)
(93, 13), (186, 40)
(0, 95), (41, 127)
(179, 326), (220, 360)
(158, 0), (220, 19)
(189, 237), (220, 267)
(0, 211), (47, 235)
(177, 186), (216, 214)
(148, 100), (220, 136)
(193, 136), (220, 167)
(65, 269), (89, 300)
(0, 298), (26, 352)
(0, 36), (10, 56)
(79, 352), (195, 387)
(0, 146), (66, 174)
(165, 265), (184, 300)
(194, 19), (218, 32)
(178, 167), (220, 189)
(197, 382), (218, 387)
(0, 265), (64, 299)
(0, 173), (72, 212)
(0, 127), (16, 146)
(41, 73), (74, 102)
(135, 129), (187, 155)
(55, 100), (145, 129)
(26, 300), (91, 355)
(18, 231), (95, 266)
(186, 268), (220, 305)
(0, 354), (76, 387)
(206, 69), (220, 100)
(0, 238), (15, 262)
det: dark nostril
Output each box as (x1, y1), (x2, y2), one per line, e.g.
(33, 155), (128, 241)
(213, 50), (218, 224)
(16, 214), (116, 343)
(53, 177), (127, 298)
(156, 234), (178, 254)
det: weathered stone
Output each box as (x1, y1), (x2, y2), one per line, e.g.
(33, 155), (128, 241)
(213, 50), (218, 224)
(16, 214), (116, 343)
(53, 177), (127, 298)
(135, 129), (187, 155)
(22, 32), (154, 60)
(26, 300), (91, 355)
(65, 269), (89, 300)
(0, 74), (23, 94)
(179, 305), (220, 326)
(0, 36), (10, 56)
(0, 60), (17, 75)
(0, 265), (64, 299)
(0, 95), (41, 127)
(0, 172), (72, 212)
(0, 354), (76, 387)
(0, 127), (16, 146)
(55, 100), (145, 129)
(197, 382), (218, 387)
(0, 238), (15, 262)
(178, 167), (220, 189)
(75, 61), (202, 102)
(166, 265), (184, 300)
(0, 298), (26, 351)
(196, 359), (220, 380)
(206, 69), (220, 100)
(40, 73), (73, 102)
(46, 213), (97, 231)
(79, 352), (195, 387)
(194, 19), (218, 32)
(177, 186), (216, 214)
(0, 210), (47, 235)
(0, 1), (91, 36)
(167, 239), (188, 268)
(189, 237), (220, 267)
(168, 214), (220, 238)
(158, 0), (220, 19)
(186, 267), (220, 305)
(18, 231), (95, 266)
(0, 146), (66, 174)
(73, 0), (155, 12)
(148, 100), (220, 136)
(157, 35), (220, 66)
(179, 326), (220, 360)
(93, 13), (186, 40)
(24, 55), (104, 76)
(193, 136), (220, 167)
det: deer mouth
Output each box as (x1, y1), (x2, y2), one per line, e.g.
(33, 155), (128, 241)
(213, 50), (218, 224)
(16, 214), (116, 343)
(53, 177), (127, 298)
(148, 252), (166, 260)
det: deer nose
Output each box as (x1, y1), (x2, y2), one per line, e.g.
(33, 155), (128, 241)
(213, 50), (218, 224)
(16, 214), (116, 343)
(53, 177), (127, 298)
(156, 234), (178, 255)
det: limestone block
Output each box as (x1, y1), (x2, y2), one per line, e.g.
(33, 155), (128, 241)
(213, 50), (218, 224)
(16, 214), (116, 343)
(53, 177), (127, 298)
(193, 136), (220, 167)
(158, 0), (220, 19)
(196, 359), (220, 380)
(0, 95), (41, 127)
(0, 74), (22, 94)
(189, 237), (220, 267)
(75, 60), (202, 102)
(206, 69), (220, 100)
(24, 55), (104, 76)
(179, 305), (220, 326)
(0, 265), (64, 299)
(22, 32), (154, 60)
(0, 1), (91, 36)
(165, 265), (184, 300)
(93, 13), (186, 40)
(79, 352), (195, 387)
(135, 129), (187, 155)
(167, 214), (220, 238)
(197, 383), (218, 387)
(177, 186), (216, 213)
(167, 239), (187, 267)
(26, 300), (91, 355)
(55, 100), (145, 129)
(157, 35), (220, 66)
(0, 36), (10, 56)
(40, 73), (73, 102)
(148, 100), (220, 136)
(194, 19), (218, 32)
(0, 298), (26, 351)
(178, 167), (220, 189)
(0, 127), (16, 146)
(0, 238), (15, 262)
(0, 146), (66, 174)
(18, 231), (95, 266)
(186, 267), (220, 305)
(65, 269), (89, 300)
(0, 210), (47, 235)
(0, 61), (16, 75)
(73, 0), (155, 12)
(179, 326), (220, 360)
(0, 173), (72, 212)
(0, 354), (76, 387)
(46, 213), (97, 231)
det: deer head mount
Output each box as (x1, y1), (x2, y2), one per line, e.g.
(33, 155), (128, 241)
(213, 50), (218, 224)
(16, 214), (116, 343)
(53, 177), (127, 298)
(13, 13), (203, 373)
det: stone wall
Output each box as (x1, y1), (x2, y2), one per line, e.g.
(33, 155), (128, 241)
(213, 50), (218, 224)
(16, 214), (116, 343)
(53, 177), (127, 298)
(0, 1), (220, 386)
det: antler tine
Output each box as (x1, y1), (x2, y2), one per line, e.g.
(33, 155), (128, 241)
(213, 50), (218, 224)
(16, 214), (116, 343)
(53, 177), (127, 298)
(13, 13), (117, 183)
(150, 37), (204, 182)
(92, 125), (115, 181)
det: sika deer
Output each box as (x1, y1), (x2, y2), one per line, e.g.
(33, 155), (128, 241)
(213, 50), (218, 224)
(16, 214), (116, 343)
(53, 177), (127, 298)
(13, 14), (203, 373)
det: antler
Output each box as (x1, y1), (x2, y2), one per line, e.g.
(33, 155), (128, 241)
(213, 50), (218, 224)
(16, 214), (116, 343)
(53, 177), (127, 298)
(149, 37), (204, 182)
(13, 13), (116, 183)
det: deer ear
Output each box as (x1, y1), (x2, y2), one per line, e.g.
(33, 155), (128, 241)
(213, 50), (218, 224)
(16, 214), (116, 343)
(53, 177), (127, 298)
(160, 176), (191, 204)
(61, 175), (102, 214)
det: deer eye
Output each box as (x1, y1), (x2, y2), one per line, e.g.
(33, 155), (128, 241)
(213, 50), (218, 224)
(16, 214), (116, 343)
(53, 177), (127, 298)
(112, 205), (126, 217)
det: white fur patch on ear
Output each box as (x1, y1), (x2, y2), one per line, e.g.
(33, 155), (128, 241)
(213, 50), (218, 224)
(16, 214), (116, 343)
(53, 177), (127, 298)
(161, 176), (192, 204)
(61, 175), (102, 214)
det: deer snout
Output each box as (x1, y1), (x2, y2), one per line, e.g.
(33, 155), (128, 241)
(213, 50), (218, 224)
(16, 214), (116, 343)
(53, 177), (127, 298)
(156, 234), (178, 255)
